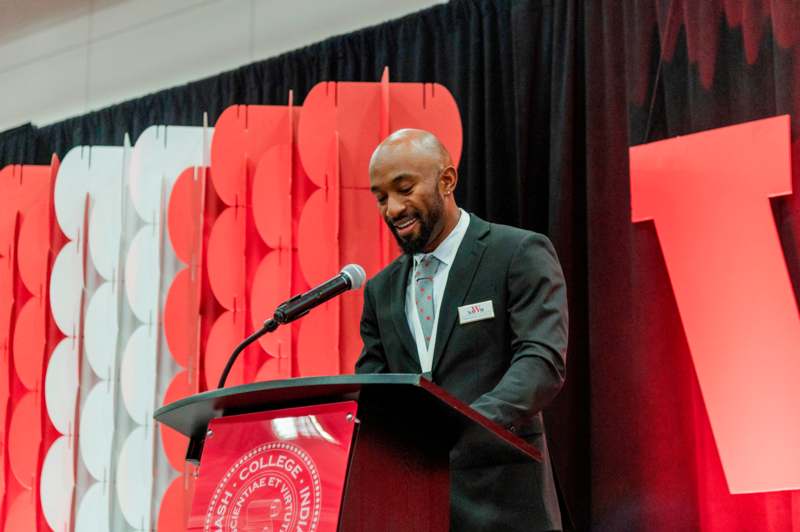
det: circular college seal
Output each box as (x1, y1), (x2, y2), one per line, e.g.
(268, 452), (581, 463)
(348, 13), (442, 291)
(205, 442), (322, 532)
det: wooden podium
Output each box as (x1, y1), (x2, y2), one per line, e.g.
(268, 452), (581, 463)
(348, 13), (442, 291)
(154, 374), (541, 531)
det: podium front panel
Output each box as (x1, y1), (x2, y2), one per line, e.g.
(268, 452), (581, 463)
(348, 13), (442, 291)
(188, 401), (358, 532)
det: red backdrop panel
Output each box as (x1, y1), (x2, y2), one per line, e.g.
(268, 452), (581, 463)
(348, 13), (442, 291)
(0, 79), (464, 532)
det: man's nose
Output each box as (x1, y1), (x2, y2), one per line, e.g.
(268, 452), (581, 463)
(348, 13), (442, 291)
(386, 194), (405, 218)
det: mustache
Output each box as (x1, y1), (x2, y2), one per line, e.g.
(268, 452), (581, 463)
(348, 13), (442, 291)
(386, 213), (419, 228)
(387, 213), (417, 222)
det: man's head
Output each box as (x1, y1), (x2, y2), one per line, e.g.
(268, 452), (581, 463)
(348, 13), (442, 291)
(369, 129), (460, 255)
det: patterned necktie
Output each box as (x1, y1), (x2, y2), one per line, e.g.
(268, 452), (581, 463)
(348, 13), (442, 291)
(415, 254), (441, 348)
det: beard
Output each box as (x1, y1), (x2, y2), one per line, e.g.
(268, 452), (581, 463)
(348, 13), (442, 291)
(385, 194), (444, 255)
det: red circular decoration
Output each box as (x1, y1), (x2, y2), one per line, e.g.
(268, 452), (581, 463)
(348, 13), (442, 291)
(210, 106), (292, 207)
(0, 214), (17, 270)
(4, 491), (37, 532)
(330, 84), (381, 189)
(157, 476), (189, 532)
(339, 290), (364, 376)
(210, 107), (248, 206)
(389, 82), (464, 168)
(0, 256), (14, 349)
(160, 371), (192, 472)
(340, 189), (386, 278)
(297, 83), (338, 187)
(297, 189), (339, 288)
(18, 200), (49, 295)
(164, 268), (198, 368)
(250, 252), (291, 355)
(296, 301), (340, 377)
(255, 355), (292, 382)
(252, 143), (292, 247)
(9, 392), (41, 488)
(160, 429), (188, 475)
(206, 207), (245, 310)
(0, 350), (7, 503)
(0, 338), (9, 419)
(17, 166), (49, 213)
(203, 311), (246, 390)
(0, 167), (19, 257)
(168, 167), (203, 265)
(162, 369), (191, 401)
(0, 168), (18, 235)
(12, 297), (45, 390)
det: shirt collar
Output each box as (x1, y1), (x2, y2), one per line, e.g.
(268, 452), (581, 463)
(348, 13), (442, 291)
(413, 209), (470, 268)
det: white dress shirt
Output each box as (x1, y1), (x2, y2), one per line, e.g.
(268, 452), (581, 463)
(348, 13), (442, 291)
(405, 209), (470, 372)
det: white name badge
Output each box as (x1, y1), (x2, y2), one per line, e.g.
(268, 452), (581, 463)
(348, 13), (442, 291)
(458, 300), (495, 324)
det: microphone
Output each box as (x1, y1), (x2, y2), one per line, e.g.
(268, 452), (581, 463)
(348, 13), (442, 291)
(273, 264), (366, 324)
(217, 263), (367, 388)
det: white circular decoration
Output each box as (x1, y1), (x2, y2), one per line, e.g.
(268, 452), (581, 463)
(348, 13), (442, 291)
(74, 481), (110, 532)
(128, 139), (163, 225)
(121, 325), (157, 425)
(54, 148), (92, 240)
(116, 426), (154, 529)
(84, 282), (119, 380)
(88, 183), (122, 281)
(50, 241), (84, 336)
(124, 226), (160, 323)
(79, 383), (114, 481)
(40, 435), (75, 531)
(45, 338), (79, 434)
(129, 125), (208, 224)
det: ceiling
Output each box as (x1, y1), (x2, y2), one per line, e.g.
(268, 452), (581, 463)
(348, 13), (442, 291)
(0, 0), (125, 44)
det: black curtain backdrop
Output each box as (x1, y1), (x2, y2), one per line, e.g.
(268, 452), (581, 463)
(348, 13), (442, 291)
(4, 0), (800, 529)
(587, 1), (800, 530)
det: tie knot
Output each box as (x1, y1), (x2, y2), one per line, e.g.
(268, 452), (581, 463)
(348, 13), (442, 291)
(415, 254), (440, 278)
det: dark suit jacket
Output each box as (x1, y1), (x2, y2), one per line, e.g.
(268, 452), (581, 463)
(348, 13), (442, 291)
(356, 214), (568, 531)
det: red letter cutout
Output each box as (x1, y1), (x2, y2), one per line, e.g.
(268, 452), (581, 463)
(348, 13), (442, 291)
(630, 115), (800, 493)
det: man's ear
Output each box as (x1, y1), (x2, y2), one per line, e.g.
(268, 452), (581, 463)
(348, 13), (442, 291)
(439, 165), (458, 195)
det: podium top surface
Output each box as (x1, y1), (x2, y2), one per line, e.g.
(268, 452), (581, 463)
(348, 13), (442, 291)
(155, 374), (542, 464)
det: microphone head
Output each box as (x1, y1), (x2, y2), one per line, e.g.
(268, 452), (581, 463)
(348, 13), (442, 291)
(341, 264), (367, 289)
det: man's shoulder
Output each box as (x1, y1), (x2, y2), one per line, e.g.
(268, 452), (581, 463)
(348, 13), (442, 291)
(365, 254), (407, 292)
(485, 220), (532, 240)
(481, 218), (551, 250)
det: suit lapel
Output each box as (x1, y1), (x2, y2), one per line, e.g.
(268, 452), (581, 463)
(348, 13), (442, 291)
(431, 216), (490, 374)
(389, 254), (421, 371)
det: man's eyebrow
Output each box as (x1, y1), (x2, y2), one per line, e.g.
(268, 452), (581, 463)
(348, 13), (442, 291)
(370, 174), (412, 193)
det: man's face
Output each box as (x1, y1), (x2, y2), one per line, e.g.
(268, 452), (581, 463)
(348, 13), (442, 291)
(369, 146), (445, 255)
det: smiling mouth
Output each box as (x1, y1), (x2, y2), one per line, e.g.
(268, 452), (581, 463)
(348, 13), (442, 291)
(392, 217), (418, 237)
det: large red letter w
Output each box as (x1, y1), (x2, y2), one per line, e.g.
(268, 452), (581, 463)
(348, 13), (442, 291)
(630, 115), (800, 494)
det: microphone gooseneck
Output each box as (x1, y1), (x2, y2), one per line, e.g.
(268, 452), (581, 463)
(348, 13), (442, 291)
(216, 318), (279, 389)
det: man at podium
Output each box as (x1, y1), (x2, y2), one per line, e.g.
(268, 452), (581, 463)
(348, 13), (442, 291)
(356, 129), (569, 531)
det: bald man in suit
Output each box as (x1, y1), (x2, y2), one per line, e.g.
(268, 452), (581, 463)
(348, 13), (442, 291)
(356, 129), (568, 531)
